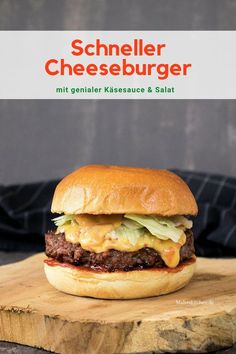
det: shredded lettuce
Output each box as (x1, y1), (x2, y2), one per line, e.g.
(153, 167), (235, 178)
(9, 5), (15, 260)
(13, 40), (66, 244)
(52, 214), (75, 227)
(110, 225), (144, 246)
(124, 214), (191, 243)
(170, 215), (193, 229)
(122, 218), (143, 230)
(52, 213), (192, 245)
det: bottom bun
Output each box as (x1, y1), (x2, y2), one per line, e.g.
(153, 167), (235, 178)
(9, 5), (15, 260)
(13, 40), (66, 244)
(44, 257), (196, 299)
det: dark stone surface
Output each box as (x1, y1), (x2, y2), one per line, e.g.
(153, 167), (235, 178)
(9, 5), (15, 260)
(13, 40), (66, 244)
(0, 252), (34, 266)
(0, 341), (235, 354)
(0, 252), (235, 353)
(0, 341), (51, 353)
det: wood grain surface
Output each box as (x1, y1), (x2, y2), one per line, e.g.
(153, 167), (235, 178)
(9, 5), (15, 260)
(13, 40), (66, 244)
(0, 254), (235, 354)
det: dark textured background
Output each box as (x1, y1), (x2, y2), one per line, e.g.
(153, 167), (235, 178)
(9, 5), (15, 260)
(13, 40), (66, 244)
(0, 0), (236, 185)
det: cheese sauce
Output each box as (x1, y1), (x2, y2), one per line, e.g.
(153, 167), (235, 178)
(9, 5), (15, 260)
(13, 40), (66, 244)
(56, 215), (186, 268)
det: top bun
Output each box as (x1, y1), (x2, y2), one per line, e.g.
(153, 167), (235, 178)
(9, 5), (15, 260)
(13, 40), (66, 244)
(51, 165), (198, 216)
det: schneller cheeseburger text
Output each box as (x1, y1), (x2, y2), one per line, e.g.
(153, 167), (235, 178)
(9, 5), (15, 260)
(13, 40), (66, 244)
(45, 39), (192, 80)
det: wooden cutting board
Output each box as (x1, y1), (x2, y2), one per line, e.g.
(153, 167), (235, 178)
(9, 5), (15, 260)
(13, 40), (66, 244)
(0, 254), (235, 354)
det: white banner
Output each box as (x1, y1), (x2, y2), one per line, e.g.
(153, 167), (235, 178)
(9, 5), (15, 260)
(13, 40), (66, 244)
(0, 31), (235, 99)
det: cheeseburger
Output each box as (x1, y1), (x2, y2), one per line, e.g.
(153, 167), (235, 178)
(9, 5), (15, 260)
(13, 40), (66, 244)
(44, 165), (198, 299)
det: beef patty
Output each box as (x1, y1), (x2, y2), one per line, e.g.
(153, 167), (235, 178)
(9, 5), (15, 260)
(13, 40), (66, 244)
(45, 229), (195, 272)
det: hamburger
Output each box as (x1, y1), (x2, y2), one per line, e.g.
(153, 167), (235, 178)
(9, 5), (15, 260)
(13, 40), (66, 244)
(44, 165), (198, 299)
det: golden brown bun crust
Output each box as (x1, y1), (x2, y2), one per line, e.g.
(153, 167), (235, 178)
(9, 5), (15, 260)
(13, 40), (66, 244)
(44, 257), (196, 299)
(51, 165), (198, 216)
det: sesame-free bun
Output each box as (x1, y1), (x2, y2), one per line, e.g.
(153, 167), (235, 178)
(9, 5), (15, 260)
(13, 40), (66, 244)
(51, 165), (197, 216)
(44, 257), (196, 299)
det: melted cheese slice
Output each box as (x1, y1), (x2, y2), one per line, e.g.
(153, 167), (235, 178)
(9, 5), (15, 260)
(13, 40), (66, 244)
(57, 216), (186, 268)
(74, 214), (122, 227)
